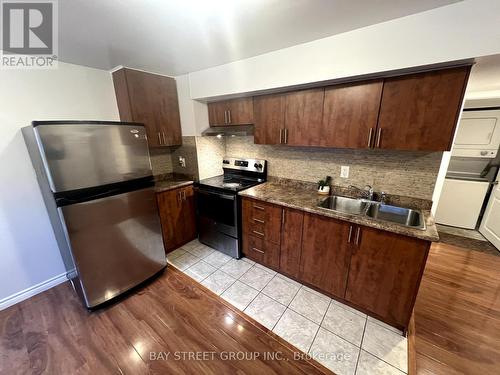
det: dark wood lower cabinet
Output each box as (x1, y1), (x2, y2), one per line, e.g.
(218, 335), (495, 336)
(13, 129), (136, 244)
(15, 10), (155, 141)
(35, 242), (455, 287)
(345, 226), (429, 327)
(242, 233), (280, 269)
(279, 208), (304, 279)
(240, 197), (430, 330)
(299, 213), (352, 298)
(157, 185), (197, 253)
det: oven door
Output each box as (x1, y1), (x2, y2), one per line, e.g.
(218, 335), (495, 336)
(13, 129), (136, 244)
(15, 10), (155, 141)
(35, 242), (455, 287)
(196, 188), (238, 237)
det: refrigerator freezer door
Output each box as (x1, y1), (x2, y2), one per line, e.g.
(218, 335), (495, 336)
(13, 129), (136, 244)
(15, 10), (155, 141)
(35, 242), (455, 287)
(34, 123), (152, 192)
(60, 186), (166, 308)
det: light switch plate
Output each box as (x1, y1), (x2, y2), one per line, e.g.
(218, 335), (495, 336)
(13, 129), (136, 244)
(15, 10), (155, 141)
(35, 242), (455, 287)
(340, 166), (349, 178)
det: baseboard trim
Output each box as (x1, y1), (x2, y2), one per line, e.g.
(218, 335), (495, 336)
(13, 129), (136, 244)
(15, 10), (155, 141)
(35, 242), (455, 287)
(0, 272), (68, 311)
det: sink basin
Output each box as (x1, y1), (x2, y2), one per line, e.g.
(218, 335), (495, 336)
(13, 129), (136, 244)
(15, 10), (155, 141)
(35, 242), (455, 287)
(319, 195), (371, 215)
(318, 196), (426, 230)
(365, 203), (425, 229)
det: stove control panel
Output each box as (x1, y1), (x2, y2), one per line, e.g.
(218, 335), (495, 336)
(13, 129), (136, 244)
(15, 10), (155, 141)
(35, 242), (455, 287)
(234, 160), (249, 167)
(222, 157), (266, 174)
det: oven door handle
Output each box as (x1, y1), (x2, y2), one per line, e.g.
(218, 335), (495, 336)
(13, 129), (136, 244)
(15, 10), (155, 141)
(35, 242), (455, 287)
(196, 189), (235, 201)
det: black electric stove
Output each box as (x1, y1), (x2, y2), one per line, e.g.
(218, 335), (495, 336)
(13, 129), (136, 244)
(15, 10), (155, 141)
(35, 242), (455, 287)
(195, 157), (267, 258)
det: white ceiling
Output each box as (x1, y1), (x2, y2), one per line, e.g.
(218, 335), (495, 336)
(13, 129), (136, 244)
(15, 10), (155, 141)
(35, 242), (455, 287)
(58, 0), (460, 76)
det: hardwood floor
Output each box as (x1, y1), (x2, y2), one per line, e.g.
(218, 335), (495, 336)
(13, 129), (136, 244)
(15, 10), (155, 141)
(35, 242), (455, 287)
(0, 267), (330, 375)
(412, 242), (500, 374)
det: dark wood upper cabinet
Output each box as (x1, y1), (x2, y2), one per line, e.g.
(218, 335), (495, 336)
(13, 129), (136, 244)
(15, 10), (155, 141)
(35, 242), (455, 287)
(157, 186), (197, 252)
(376, 66), (470, 151)
(112, 68), (182, 147)
(253, 93), (286, 145)
(284, 88), (325, 146)
(321, 80), (383, 148)
(279, 208), (304, 279)
(299, 213), (352, 298)
(345, 226), (429, 327)
(208, 97), (253, 126)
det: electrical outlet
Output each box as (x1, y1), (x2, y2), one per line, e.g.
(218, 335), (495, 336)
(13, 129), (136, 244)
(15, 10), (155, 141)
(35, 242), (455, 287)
(340, 166), (349, 178)
(178, 156), (186, 168)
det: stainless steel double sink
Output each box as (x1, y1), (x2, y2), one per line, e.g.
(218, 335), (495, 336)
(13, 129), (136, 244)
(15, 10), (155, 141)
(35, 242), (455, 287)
(318, 195), (425, 230)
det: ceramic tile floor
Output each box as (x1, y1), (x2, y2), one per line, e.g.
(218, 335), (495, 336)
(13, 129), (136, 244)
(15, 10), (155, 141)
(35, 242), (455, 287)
(168, 239), (408, 375)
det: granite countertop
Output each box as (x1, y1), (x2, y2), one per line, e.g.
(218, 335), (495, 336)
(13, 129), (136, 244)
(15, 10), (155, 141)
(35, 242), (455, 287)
(239, 180), (440, 242)
(154, 174), (194, 193)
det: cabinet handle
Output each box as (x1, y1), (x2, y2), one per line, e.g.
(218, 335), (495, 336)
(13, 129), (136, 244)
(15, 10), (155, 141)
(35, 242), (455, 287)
(279, 129), (283, 144)
(252, 230), (264, 237)
(284, 128), (288, 144)
(162, 132), (167, 145)
(253, 218), (265, 224)
(281, 210), (285, 225)
(157, 132), (162, 145)
(252, 247), (264, 254)
(354, 227), (361, 245)
(253, 204), (265, 210)
(177, 191), (181, 204)
(367, 128), (373, 148)
(375, 128), (382, 148)
(347, 225), (353, 243)
(227, 109), (232, 124)
(224, 110), (227, 124)
(182, 190), (186, 200)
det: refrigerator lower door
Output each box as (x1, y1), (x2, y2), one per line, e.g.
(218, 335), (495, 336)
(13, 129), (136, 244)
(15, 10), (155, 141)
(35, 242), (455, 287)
(60, 186), (166, 308)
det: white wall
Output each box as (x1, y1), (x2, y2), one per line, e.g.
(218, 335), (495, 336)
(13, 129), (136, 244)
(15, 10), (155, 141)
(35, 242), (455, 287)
(188, 0), (500, 99)
(0, 62), (119, 308)
(176, 74), (209, 136)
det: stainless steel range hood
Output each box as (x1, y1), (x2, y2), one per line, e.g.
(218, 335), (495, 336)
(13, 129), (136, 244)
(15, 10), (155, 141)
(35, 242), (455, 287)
(202, 125), (254, 137)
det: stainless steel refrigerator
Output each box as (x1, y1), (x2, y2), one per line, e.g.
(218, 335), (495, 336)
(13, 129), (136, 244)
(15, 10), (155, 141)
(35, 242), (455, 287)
(23, 121), (166, 308)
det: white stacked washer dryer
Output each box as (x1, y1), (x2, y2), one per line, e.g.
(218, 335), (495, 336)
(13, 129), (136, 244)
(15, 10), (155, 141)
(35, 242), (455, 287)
(435, 109), (500, 233)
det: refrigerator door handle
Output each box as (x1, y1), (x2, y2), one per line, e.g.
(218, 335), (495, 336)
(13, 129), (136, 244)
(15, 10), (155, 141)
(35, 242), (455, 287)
(56, 188), (121, 206)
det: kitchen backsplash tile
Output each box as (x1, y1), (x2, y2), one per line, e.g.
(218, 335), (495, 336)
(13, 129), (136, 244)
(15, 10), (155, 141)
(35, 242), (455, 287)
(149, 147), (174, 176)
(195, 136), (225, 180)
(225, 136), (442, 199)
(171, 136), (199, 180)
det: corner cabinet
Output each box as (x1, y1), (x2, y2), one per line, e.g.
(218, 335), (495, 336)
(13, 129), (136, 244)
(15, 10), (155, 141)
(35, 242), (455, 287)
(241, 197), (430, 330)
(208, 97), (254, 126)
(112, 68), (182, 147)
(157, 185), (197, 253)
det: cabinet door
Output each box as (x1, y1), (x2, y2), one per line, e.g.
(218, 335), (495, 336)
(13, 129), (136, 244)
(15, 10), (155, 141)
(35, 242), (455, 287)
(299, 214), (352, 298)
(228, 98), (254, 125)
(321, 81), (383, 148)
(253, 94), (285, 145)
(156, 189), (182, 252)
(284, 88), (325, 146)
(179, 186), (197, 244)
(376, 66), (470, 151)
(208, 102), (228, 126)
(113, 69), (159, 147)
(157, 76), (182, 146)
(113, 68), (182, 147)
(279, 208), (304, 279)
(345, 226), (429, 327)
